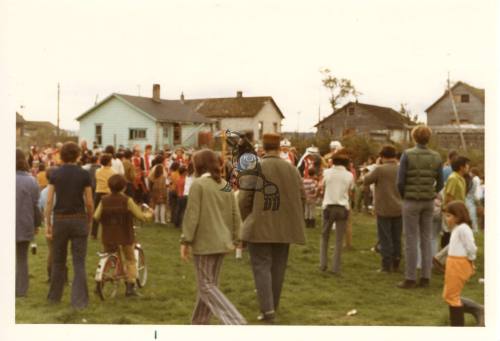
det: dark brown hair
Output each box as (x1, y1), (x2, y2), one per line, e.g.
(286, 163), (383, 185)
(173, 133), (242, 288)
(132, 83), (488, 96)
(178, 165), (187, 176)
(411, 125), (432, 145)
(192, 149), (222, 183)
(104, 145), (115, 157)
(60, 142), (81, 163)
(154, 164), (164, 178)
(379, 145), (397, 159)
(108, 174), (127, 193)
(451, 156), (470, 172)
(444, 200), (472, 226)
(100, 153), (112, 166)
(16, 149), (30, 172)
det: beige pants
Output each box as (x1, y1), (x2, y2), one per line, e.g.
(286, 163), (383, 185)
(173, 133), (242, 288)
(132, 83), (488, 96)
(443, 256), (474, 306)
(103, 244), (137, 283)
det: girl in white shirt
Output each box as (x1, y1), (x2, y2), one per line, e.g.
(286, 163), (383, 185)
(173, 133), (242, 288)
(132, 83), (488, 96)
(442, 200), (484, 326)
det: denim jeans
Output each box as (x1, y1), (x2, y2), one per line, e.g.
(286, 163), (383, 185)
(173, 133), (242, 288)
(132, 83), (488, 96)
(16, 241), (30, 297)
(376, 216), (402, 270)
(47, 216), (89, 309)
(402, 199), (434, 281)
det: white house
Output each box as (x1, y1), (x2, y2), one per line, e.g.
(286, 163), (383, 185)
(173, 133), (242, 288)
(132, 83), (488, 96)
(76, 84), (213, 151)
(184, 90), (284, 141)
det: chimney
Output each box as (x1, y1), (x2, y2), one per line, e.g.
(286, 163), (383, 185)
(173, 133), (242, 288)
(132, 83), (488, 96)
(236, 90), (243, 98)
(152, 84), (161, 103)
(180, 92), (185, 104)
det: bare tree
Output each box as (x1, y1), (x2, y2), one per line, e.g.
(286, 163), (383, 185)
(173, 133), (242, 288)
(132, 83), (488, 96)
(320, 68), (360, 111)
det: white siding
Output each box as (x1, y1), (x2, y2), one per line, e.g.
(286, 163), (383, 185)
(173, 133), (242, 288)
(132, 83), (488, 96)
(254, 101), (282, 138)
(78, 97), (206, 150)
(78, 97), (157, 151)
(217, 100), (282, 141)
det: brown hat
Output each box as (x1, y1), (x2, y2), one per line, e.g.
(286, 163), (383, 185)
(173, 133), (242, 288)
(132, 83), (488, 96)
(262, 133), (281, 150)
(332, 147), (350, 160)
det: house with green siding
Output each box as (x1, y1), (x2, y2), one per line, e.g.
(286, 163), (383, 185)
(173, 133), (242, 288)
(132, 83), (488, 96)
(76, 84), (214, 151)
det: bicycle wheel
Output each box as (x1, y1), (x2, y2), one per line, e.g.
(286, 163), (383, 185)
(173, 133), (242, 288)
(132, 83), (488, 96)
(96, 255), (119, 300)
(135, 245), (147, 288)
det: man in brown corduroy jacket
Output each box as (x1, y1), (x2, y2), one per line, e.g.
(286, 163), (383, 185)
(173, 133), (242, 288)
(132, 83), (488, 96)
(364, 145), (403, 273)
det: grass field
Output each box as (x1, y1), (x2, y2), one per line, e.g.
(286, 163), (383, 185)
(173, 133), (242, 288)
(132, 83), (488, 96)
(15, 211), (484, 326)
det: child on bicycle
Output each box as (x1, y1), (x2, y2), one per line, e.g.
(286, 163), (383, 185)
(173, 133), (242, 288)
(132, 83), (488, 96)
(94, 174), (153, 296)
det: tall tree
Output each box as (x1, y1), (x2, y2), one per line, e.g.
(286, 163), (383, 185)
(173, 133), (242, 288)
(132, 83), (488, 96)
(320, 68), (360, 111)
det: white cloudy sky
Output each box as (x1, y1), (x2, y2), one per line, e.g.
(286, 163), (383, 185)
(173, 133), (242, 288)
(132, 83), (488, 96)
(1, 0), (497, 132)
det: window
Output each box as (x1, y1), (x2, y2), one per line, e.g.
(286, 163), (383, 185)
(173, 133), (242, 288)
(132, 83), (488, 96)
(461, 94), (470, 103)
(163, 126), (168, 138)
(216, 120), (221, 131)
(129, 128), (147, 140)
(173, 123), (182, 145)
(273, 122), (278, 133)
(258, 121), (264, 140)
(95, 124), (102, 145)
(348, 107), (355, 115)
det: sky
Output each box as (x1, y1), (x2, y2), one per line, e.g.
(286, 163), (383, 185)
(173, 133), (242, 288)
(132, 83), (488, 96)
(1, 0), (497, 132)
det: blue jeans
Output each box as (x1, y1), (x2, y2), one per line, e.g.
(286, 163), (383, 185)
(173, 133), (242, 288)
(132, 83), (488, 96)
(16, 241), (30, 297)
(376, 216), (402, 270)
(47, 216), (89, 309)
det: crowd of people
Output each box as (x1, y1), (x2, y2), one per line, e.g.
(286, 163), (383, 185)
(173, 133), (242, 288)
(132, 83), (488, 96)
(15, 125), (485, 326)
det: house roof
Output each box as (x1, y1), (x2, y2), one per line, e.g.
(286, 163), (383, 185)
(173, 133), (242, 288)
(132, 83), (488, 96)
(183, 96), (285, 119)
(314, 102), (415, 128)
(24, 121), (57, 129)
(16, 112), (25, 123)
(76, 93), (213, 124)
(425, 81), (485, 113)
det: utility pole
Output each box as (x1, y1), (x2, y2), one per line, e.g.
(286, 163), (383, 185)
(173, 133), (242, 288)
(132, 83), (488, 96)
(57, 83), (60, 138)
(447, 73), (467, 151)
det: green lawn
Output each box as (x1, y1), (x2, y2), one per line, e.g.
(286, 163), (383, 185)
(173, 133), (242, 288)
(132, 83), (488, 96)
(15, 211), (484, 325)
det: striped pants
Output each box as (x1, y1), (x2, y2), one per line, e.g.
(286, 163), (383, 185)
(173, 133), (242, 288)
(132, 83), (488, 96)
(192, 254), (247, 325)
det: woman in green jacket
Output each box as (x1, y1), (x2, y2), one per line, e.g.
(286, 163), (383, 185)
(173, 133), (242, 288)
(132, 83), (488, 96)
(180, 149), (246, 325)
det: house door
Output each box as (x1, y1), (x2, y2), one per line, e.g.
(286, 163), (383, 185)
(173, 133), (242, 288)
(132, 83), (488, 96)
(173, 123), (182, 145)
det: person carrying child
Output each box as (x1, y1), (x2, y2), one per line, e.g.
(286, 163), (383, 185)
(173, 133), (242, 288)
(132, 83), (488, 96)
(442, 200), (484, 326)
(94, 174), (153, 297)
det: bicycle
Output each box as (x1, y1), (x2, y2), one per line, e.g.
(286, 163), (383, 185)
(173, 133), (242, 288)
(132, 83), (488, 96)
(94, 242), (147, 300)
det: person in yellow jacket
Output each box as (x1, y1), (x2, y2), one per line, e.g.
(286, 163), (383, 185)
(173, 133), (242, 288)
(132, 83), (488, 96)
(91, 153), (115, 239)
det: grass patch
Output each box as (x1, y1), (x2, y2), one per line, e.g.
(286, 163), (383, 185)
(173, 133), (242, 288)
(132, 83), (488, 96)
(15, 211), (484, 325)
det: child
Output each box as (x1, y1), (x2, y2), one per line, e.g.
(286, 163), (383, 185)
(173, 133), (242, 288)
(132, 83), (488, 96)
(36, 163), (48, 189)
(442, 200), (484, 326)
(180, 149), (246, 325)
(168, 162), (180, 223)
(92, 153), (116, 239)
(94, 174), (153, 296)
(303, 167), (319, 228)
(150, 165), (168, 224)
(173, 165), (187, 228)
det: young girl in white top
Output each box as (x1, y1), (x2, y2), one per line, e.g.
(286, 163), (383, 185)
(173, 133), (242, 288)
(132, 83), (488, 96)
(442, 200), (484, 326)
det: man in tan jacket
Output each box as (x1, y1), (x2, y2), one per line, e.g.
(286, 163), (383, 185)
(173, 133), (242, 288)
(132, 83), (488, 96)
(238, 133), (306, 322)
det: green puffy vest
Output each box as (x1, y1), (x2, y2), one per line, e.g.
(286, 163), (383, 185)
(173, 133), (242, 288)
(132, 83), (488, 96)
(403, 147), (442, 200)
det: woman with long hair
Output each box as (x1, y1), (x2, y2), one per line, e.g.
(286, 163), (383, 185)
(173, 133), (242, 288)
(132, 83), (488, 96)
(180, 149), (246, 325)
